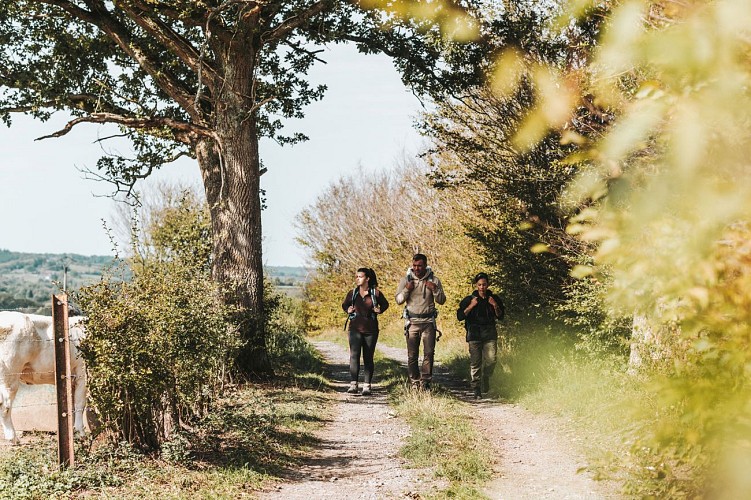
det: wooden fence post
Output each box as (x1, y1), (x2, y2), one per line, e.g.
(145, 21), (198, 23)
(52, 293), (75, 468)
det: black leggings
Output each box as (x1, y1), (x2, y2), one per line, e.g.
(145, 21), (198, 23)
(348, 331), (379, 384)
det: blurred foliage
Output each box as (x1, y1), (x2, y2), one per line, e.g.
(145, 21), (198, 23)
(496, 0), (751, 495)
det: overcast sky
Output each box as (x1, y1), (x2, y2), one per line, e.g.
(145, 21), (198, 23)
(0, 44), (425, 267)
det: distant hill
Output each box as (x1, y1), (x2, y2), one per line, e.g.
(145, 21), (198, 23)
(0, 249), (309, 314)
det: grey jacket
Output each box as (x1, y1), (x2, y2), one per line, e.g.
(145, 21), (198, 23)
(395, 266), (446, 324)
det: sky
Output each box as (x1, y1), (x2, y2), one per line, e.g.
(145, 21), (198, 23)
(0, 44), (425, 267)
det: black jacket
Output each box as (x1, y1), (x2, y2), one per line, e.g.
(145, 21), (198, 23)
(457, 290), (504, 341)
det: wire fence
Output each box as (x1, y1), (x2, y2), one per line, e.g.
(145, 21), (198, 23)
(1, 308), (86, 413)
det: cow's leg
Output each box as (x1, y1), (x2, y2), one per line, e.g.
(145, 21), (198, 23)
(72, 370), (87, 435)
(0, 382), (19, 444)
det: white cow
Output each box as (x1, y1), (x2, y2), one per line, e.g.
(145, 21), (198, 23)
(0, 311), (87, 444)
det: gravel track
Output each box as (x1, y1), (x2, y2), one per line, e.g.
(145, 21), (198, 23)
(258, 340), (622, 499)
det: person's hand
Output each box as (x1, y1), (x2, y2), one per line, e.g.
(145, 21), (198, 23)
(425, 280), (437, 292)
(488, 296), (502, 315)
(405, 279), (415, 291)
(463, 296), (478, 316)
(373, 305), (381, 314)
(347, 305), (355, 313)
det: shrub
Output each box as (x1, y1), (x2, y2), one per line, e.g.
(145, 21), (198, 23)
(76, 259), (239, 451)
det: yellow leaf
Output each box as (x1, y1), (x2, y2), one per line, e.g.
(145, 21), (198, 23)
(570, 207), (599, 223)
(491, 49), (525, 98)
(566, 223), (587, 235)
(570, 265), (593, 279)
(687, 287), (710, 308)
(530, 243), (550, 253)
(560, 130), (586, 145)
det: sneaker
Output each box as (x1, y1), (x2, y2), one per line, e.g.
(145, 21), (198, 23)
(347, 381), (358, 394)
(474, 387), (482, 400)
(361, 384), (372, 396)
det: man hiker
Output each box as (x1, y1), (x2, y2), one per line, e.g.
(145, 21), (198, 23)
(395, 253), (446, 390)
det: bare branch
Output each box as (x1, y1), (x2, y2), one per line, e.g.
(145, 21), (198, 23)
(35, 112), (216, 144)
(116, 5), (219, 92)
(262, 0), (331, 44)
(285, 40), (328, 64)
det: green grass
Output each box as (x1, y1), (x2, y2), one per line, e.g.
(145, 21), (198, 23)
(0, 383), (334, 498)
(368, 353), (492, 499)
(0, 339), (333, 499)
(391, 386), (492, 499)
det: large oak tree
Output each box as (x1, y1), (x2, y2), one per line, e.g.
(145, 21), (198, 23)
(0, 0), (483, 374)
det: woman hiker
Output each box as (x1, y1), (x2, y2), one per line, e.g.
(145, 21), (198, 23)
(342, 268), (389, 395)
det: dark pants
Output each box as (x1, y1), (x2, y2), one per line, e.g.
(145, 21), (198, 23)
(468, 339), (497, 389)
(406, 322), (436, 384)
(349, 331), (379, 384)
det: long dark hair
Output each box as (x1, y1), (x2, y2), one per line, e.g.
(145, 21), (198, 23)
(357, 267), (378, 288)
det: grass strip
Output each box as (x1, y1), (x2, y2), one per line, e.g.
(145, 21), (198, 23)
(373, 355), (492, 499)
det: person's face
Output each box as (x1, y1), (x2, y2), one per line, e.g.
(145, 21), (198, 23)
(475, 278), (489, 296)
(356, 271), (369, 287)
(411, 259), (427, 278)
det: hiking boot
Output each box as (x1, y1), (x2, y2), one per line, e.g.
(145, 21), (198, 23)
(474, 387), (482, 400)
(421, 381), (431, 391)
(347, 381), (358, 394)
(361, 384), (372, 396)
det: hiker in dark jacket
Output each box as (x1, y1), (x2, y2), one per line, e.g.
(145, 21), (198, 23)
(457, 272), (505, 399)
(342, 267), (389, 396)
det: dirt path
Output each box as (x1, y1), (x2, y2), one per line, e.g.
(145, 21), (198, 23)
(260, 341), (621, 499)
(257, 340), (436, 499)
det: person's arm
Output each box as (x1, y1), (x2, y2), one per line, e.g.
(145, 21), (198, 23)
(433, 277), (447, 305)
(377, 290), (389, 313)
(342, 290), (353, 313)
(395, 277), (409, 305)
(488, 294), (506, 319)
(457, 296), (472, 321)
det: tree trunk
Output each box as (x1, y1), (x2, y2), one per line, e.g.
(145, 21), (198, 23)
(196, 41), (271, 376)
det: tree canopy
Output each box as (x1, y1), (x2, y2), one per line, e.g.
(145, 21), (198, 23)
(0, 0), (485, 373)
